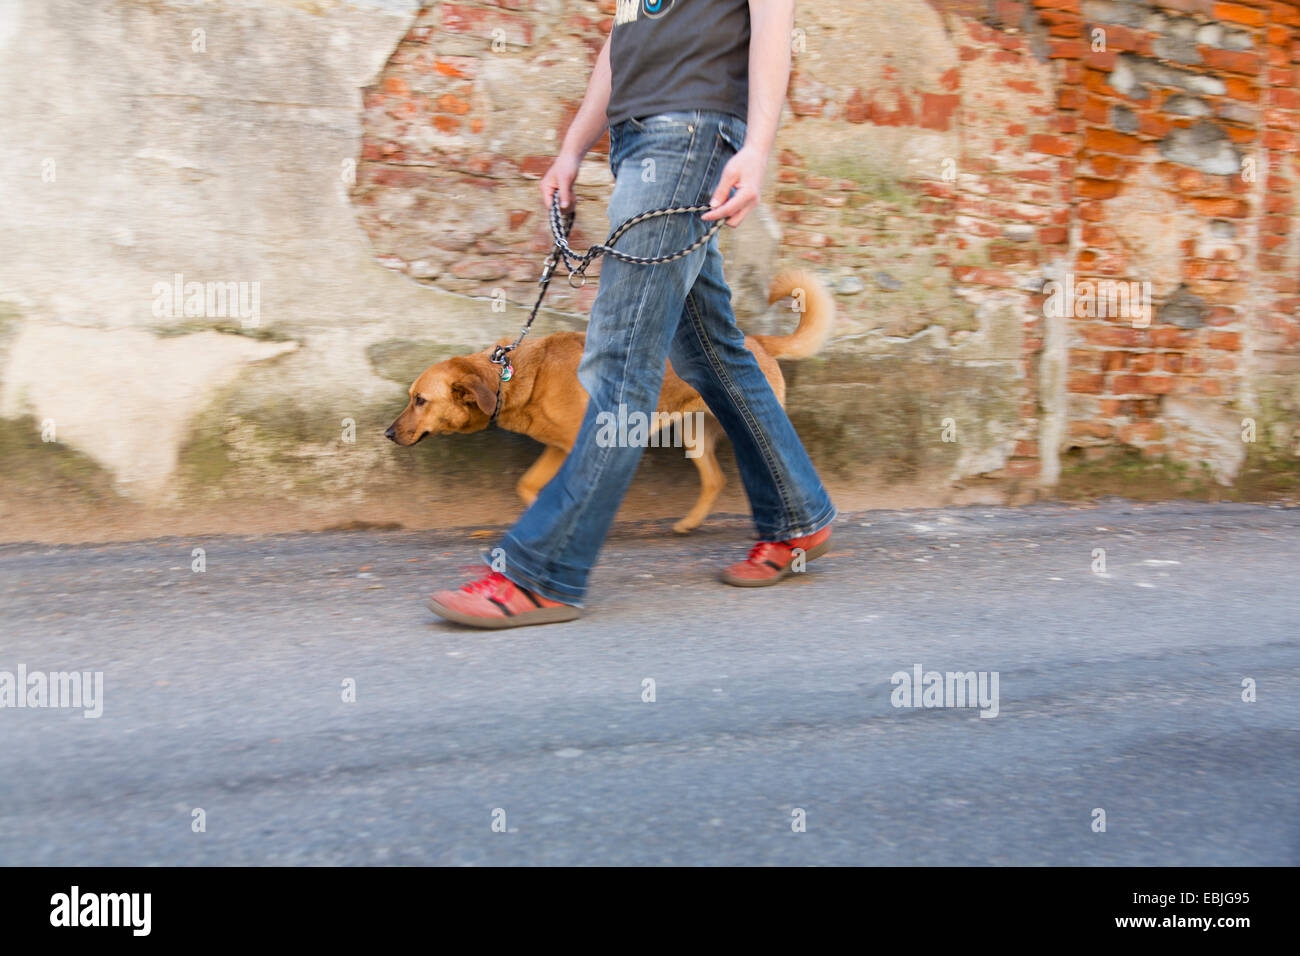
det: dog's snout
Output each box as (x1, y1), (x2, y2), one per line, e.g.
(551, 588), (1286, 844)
(384, 425), (397, 442)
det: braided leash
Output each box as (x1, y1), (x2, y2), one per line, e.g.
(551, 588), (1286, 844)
(547, 195), (723, 277)
(487, 197), (722, 422)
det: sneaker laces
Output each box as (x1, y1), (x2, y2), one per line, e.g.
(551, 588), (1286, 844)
(746, 540), (790, 564)
(462, 571), (510, 597)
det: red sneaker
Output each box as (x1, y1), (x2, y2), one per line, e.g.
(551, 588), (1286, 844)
(720, 525), (832, 587)
(427, 571), (581, 629)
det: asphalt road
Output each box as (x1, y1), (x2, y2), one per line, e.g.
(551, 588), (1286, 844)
(1, 501), (1297, 865)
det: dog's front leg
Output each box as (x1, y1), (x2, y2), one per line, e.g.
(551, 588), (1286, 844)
(674, 418), (725, 534)
(516, 446), (569, 506)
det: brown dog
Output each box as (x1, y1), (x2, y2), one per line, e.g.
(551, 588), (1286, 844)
(385, 268), (833, 534)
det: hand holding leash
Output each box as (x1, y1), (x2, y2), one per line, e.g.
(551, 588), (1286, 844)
(487, 197), (723, 419)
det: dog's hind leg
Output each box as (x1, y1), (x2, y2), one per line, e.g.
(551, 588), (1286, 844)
(673, 416), (726, 535)
(516, 446), (567, 506)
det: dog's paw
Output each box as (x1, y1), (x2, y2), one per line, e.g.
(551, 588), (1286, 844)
(671, 519), (698, 535)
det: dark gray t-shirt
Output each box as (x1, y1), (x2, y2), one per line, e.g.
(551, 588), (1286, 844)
(606, 0), (751, 127)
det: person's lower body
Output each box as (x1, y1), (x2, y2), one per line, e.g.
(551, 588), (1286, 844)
(428, 109), (836, 626)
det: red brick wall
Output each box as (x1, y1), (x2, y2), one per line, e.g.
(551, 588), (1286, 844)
(352, 0), (1300, 486)
(1024, 0), (1298, 464)
(353, 1), (614, 318)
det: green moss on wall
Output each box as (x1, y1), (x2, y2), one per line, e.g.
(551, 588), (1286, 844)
(0, 415), (123, 500)
(1054, 446), (1300, 502)
(781, 353), (1020, 482)
(366, 339), (481, 386)
(151, 321), (295, 343)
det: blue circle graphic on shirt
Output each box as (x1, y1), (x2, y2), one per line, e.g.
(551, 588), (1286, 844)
(642, 0), (675, 19)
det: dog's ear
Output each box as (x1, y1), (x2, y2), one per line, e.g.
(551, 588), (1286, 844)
(453, 375), (497, 418)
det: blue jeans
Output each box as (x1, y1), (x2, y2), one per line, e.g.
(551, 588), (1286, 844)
(487, 109), (836, 606)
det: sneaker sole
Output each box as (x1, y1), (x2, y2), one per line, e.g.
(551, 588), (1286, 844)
(427, 597), (582, 629)
(719, 536), (832, 588)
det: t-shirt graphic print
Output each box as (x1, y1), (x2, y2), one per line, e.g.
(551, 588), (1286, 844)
(606, 0), (751, 127)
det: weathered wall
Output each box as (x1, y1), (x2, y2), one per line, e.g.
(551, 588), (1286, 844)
(1, 0), (1297, 541)
(353, 0), (1300, 500)
(0, 0), (557, 540)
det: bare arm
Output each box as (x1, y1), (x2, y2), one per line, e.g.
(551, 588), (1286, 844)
(742, 0), (794, 157)
(541, 33), (613, 210)
(702, 0), (795, 225)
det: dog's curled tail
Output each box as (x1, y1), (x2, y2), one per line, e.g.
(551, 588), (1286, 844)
(751, 268), (835, 360)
